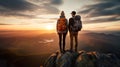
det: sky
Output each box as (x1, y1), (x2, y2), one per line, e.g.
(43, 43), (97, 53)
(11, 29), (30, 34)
(0, 0), (120, 32)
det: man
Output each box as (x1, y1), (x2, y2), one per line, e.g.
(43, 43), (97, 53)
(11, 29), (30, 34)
(69, 11), (82, 52)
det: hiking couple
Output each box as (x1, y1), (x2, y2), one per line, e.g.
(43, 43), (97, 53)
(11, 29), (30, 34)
(56, 11), (82, 53)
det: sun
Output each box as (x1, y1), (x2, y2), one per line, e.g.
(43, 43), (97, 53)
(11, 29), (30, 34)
(45, 25), (54, 30)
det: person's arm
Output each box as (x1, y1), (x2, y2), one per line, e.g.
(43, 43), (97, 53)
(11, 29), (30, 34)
(68, 18), (71, 31)
(80, 15), (82, 30)
(66, 19), (68, 32)
(69, 18), (73, 31)
(56, 19), (59, 32)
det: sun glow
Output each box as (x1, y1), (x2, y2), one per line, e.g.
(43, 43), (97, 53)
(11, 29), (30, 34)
(45, 25), (54, 30)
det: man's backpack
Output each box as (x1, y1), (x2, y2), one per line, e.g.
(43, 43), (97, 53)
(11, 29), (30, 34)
(57, 18), (67, 31)
(71, 15), (82, 32)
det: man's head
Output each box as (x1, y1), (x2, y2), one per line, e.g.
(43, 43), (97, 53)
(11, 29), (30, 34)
(71, 11), (76, 17)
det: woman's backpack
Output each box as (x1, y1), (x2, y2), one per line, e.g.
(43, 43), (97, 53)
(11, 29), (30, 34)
(57, 18), (67, 31)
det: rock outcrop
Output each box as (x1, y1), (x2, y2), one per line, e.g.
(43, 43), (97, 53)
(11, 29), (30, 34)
(44, 50), (120, 67)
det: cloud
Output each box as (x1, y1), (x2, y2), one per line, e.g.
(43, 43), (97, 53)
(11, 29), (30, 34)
(0, 0), (60, 18)
(82, 15), (120, 24)
(0, 11), (37, 18)
(51, 0), (63, 5)
(49, 18), (58, 20)
(38, 39), (54, 44)
(0, 0), (38, 11)
(0, 23), (11, 25)
(40, 3), (60, 14)
(0, 0), (38, 18)
(78, 0), (120, 23)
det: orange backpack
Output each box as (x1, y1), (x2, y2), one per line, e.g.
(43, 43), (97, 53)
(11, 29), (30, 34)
(57, 18), (67, 31)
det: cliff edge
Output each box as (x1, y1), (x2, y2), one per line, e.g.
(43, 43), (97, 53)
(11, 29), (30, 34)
(44, 50), (120, 67)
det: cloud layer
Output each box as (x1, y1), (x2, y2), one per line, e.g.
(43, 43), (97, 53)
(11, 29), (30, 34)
(0, 0), (119, 25)
(0, 0), (60, 18)
(78, 0), (120, 23)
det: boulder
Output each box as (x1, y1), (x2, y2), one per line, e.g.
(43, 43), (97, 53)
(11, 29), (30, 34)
(44, 50), (120, 67)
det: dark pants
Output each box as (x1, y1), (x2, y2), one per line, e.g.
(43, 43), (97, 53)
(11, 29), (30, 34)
(70, 32), (78, 51)
(58, 33), (67, 52)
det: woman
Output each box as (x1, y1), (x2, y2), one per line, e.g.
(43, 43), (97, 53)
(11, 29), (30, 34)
(56, 11), (68, 53)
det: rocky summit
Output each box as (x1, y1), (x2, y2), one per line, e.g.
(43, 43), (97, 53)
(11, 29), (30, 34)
(44, 50), (120, 67)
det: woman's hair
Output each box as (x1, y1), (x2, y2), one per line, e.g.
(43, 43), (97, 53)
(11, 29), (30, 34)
(61, 11), (65, 16)
(60, 11), (65, 18)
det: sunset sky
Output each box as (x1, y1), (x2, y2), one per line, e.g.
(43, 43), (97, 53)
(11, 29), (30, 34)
(0, 0), (120, 32)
